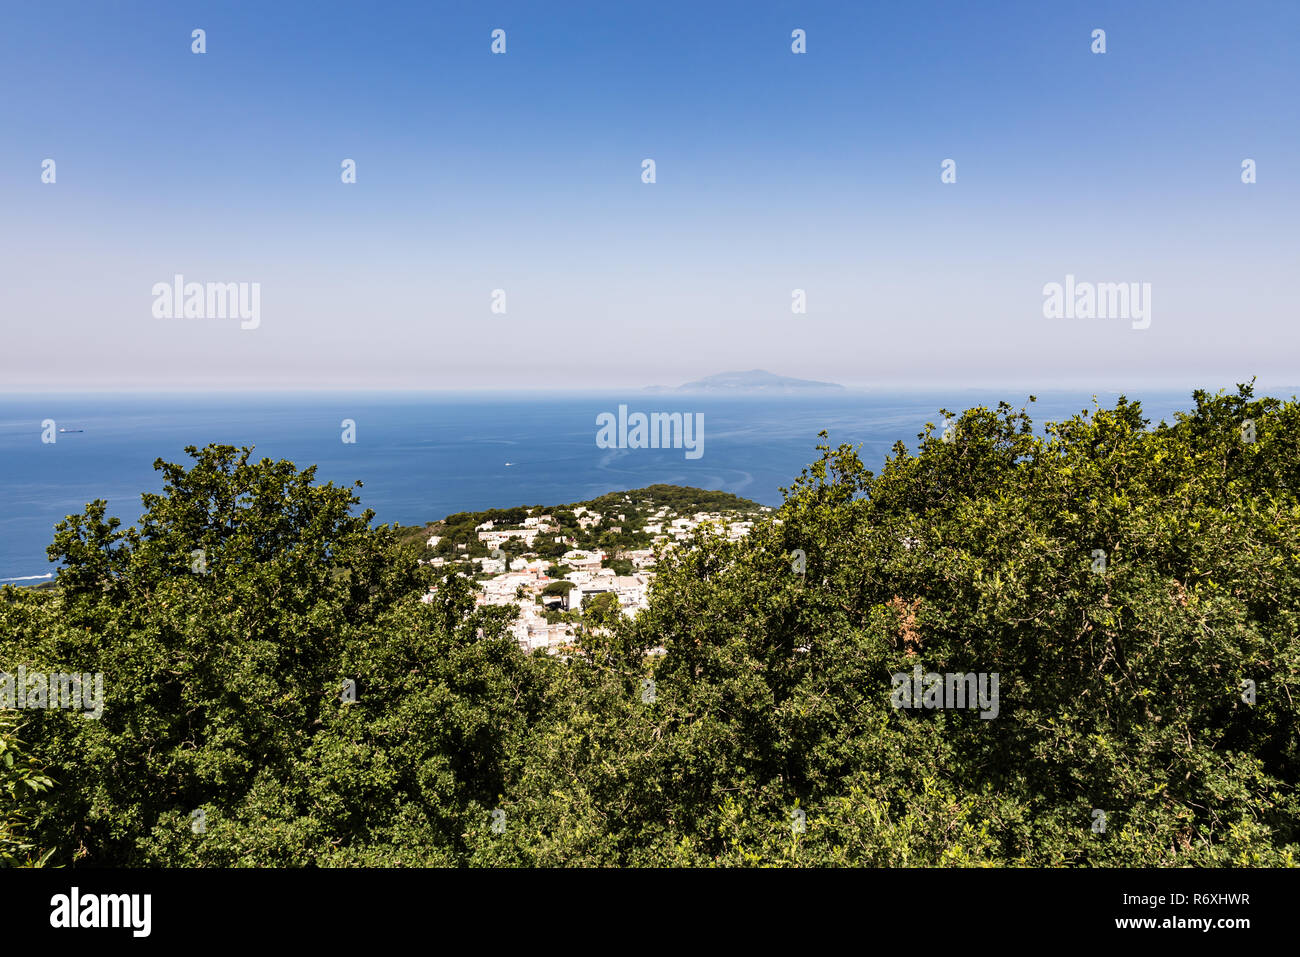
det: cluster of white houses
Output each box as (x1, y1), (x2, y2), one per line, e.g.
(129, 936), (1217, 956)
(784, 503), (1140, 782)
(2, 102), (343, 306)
(419, 505), (763, 653)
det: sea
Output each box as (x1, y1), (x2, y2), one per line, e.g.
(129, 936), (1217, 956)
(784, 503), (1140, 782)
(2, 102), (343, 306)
(0, 389), (1206, 581)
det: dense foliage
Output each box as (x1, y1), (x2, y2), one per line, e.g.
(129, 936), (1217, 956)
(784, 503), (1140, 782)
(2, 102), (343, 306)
(0, 714), (54, 867)
(1, 385), (1296, 866)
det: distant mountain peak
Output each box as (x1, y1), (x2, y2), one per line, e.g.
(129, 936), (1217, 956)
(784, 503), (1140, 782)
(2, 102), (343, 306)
(645, 370), (844, 393)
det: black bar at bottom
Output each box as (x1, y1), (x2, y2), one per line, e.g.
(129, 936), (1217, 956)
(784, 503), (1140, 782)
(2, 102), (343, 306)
(0, 866), (1286, 944)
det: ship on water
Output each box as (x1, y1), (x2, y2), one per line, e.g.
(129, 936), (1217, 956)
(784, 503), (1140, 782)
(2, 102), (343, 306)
(58, 427), (84, 433)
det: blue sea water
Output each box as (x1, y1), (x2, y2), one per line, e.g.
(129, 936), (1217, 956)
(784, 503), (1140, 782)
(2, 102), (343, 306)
(0, 389), (1202, 580)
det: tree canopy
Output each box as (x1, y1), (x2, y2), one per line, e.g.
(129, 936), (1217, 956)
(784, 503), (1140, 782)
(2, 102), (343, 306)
(2, 386), (1297, 866)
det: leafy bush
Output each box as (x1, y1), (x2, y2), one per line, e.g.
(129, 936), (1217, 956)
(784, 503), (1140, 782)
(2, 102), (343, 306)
(0, 712), (54, 867)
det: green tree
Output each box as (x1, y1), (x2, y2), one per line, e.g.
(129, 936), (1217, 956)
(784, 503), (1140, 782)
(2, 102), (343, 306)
(0, 712), (54, 867)
(4, 388), (1297, 868)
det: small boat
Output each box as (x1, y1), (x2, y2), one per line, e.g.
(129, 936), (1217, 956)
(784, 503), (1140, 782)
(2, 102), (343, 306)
(504, 462), (513, 467)
(58, 428), (84, 433)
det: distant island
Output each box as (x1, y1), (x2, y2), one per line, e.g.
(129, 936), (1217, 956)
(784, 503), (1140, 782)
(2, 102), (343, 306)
(644, 369), (845, 394)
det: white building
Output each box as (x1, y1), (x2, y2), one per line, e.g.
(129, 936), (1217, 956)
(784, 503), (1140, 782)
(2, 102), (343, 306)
(480, 528), (543, 548)
(624, 549), (656, 569)
(563, 549), (604, 571)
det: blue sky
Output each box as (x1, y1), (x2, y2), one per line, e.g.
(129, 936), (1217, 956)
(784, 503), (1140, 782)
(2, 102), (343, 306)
(3, 0), (1297, 391)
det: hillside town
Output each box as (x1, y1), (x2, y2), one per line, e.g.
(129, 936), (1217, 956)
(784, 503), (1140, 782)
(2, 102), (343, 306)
(417, 488), (768, 653)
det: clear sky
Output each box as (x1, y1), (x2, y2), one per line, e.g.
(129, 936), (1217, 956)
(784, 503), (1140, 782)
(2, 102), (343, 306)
(3, 0), (1297, 392)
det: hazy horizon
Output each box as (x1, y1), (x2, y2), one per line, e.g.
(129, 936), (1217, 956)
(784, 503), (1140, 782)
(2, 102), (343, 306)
(4, 377), (1298, 397)
(4, 0), (1297, 392)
